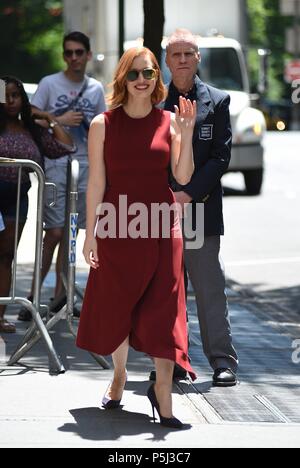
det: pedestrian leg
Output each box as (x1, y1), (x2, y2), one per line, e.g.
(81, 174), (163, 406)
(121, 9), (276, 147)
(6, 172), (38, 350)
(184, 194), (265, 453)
(184, 235), (238, 372)
(154, 358), (175, 418)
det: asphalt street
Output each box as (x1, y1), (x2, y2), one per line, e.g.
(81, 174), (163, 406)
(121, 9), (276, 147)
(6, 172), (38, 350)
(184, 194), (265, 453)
(222, 132), (300, 296)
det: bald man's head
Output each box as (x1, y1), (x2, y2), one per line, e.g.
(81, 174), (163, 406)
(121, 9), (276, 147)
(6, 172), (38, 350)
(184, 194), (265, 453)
(165, 29), (200, 87)
(166, 29), (199, 53)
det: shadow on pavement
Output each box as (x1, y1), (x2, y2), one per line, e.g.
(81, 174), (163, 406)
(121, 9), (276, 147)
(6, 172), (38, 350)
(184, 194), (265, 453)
(227, 279), (300, 322)
(58, 407), (191, 443)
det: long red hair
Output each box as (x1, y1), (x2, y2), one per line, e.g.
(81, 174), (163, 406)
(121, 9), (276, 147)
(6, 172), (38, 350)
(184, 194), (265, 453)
(107, 47), (166, 109)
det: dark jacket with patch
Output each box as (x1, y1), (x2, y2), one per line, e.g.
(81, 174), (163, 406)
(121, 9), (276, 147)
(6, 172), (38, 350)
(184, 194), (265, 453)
(164, 76), (232, 236)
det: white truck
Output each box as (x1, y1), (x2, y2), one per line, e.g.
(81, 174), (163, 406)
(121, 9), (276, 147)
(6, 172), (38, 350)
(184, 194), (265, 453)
(63, 0), (266, 194)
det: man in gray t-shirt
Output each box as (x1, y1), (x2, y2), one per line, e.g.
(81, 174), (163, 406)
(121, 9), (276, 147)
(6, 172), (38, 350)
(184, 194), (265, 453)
(32, 71), (106, 167)
(19, 32), (106, 320)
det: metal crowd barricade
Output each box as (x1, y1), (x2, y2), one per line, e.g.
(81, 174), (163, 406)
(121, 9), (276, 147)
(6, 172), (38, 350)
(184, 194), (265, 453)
(0, 157), (65, 374)
(8, 157), (110, 371)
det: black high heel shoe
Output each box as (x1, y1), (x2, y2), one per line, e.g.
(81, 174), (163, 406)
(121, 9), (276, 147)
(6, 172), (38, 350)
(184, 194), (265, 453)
(102, 372), (127, 410)
(147, 383), (183, 429)
(102, 393), (122, 410)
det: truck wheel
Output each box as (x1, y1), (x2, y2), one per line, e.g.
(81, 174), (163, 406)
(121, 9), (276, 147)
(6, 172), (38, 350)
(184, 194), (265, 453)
(244, 169), (264, 195)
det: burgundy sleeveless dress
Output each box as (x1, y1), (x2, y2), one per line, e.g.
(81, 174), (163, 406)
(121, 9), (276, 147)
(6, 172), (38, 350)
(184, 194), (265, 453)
(76, 106), (196, 381)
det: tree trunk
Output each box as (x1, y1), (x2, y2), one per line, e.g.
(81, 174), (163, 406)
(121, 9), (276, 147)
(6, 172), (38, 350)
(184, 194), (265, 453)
(143, 0), (165, 65)
(119, 0), (125, 58)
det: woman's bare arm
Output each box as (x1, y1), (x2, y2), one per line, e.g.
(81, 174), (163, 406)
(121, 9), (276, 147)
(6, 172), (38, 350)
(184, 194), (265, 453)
(83, 114), (106, 268)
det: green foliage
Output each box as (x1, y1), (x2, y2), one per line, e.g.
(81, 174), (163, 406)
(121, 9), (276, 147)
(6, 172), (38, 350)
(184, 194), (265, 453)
(0, 0), (64, 83)
(247, 0), (293, 100)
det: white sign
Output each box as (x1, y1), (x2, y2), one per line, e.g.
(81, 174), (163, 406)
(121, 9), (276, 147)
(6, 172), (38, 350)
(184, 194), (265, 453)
(69, 213), (78, 265)
(0, 79), (5, 103)
(280, 0), (299, 15)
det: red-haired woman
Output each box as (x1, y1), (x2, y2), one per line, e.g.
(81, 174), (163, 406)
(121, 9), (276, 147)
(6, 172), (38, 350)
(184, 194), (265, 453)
(76, 47), (197, 429)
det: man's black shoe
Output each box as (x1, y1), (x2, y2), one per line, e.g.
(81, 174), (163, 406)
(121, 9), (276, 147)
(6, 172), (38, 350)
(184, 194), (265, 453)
(73, 306), (81, 318)
(17, 296), (33, 322)
(50, 297), (81, 318)
(149, 365), (188, 382)
(17, 307), (32, 322)
(213, 368), (237, 387)
(49, 296), (67, 313)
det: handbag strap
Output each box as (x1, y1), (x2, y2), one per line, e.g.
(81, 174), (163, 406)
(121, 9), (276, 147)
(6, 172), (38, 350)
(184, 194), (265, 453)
(67, 76), (90, 111)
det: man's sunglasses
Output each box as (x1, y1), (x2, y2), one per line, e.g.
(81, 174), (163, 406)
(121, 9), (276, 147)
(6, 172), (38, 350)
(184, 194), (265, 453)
(64, 49), (86, 58)
(126, 68), (157, 82)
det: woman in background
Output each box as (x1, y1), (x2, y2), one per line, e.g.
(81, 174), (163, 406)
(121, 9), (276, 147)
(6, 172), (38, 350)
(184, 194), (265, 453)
(0, 76), (75, 333)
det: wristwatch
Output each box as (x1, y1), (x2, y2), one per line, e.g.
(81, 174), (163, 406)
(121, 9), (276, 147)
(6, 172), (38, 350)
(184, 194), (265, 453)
(49, 120), (59, 129)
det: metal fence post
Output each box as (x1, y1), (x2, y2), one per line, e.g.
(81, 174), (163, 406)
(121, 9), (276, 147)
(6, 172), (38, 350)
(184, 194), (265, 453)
(0, 158), (65, 374)
(0, 157), (109, 371)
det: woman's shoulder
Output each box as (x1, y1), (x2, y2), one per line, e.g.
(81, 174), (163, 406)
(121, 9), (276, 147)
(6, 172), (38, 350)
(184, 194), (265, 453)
(93, 107), (121, 123)
(90, 112), (106, 127)
(89, 113), (108, 142)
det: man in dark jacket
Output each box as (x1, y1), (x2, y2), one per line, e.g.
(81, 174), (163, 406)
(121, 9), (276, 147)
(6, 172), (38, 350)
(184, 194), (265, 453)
(165, 29), (238, 386)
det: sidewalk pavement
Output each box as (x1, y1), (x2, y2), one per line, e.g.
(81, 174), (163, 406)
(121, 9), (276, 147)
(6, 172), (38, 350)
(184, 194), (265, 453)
(1, 266), (300, 448)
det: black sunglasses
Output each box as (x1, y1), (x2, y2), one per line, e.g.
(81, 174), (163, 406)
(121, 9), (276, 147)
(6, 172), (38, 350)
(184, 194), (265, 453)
(126, 68), (157, 82)
(64, 49), (86, 58)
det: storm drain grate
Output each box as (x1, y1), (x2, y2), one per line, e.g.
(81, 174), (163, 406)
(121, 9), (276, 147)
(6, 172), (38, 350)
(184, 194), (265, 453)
(261, 393), (300, 424)
(202, 393), (282, 423)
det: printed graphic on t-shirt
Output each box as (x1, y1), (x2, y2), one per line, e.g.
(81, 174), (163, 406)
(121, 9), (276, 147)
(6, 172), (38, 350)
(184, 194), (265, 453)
(55, 94), (97, 145)
(55, 94), (97, 121)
